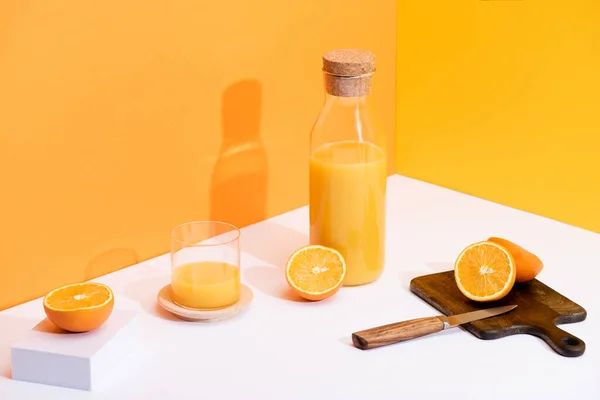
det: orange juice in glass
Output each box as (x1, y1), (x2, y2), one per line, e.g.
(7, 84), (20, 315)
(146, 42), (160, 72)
(170, 221), (241, 309)
(309, 49), (387, 286)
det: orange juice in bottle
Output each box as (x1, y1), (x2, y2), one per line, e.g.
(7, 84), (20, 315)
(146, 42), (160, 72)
(309, 49), (387, 286)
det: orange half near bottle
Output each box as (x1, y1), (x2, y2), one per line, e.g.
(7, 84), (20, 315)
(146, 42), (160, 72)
(309, 49), (387, 286)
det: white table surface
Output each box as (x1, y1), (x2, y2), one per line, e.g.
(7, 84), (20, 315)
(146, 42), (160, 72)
(1, 174), (599, 400)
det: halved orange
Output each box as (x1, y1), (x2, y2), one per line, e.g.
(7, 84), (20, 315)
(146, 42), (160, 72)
(285, 245), (346, 301)
(454, 241), (516, 302)
(43, 282), (114, 332)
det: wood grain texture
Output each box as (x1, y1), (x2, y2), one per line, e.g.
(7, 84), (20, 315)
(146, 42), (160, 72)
(410, 271), (587, 357)
(352, 316), (445, 350)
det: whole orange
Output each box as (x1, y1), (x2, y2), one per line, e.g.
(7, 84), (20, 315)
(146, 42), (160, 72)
(488, 237), (544, 283)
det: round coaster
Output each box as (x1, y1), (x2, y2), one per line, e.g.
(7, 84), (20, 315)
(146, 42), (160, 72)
(157, 284), (253, 322)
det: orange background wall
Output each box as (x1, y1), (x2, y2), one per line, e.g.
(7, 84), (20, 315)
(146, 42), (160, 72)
(0, 1), (396, 310)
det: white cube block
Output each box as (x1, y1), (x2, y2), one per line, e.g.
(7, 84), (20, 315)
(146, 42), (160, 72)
(11, 309), (139, 391)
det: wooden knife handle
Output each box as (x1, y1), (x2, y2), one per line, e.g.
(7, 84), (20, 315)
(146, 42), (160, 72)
(352, 316), (445, 350)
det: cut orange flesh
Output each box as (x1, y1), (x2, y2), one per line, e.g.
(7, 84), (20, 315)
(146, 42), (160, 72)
(43, 282), (114, 332)
(454, 241), (516, 302)
(285, 245), (346, 301)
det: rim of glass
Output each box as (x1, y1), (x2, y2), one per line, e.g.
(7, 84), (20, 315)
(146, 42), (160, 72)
(170, 220), (241, 247)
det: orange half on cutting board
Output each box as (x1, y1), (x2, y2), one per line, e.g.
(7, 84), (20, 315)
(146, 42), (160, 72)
(43, 282), (114, 332)
(285, 245), (346, 301)
(454, 241), (517, 302)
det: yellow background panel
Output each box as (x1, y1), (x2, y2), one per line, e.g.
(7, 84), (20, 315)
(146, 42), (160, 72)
(397, 0), (600, 232)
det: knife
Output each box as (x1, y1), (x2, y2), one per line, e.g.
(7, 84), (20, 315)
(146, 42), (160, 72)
(352, 304), (517, 350)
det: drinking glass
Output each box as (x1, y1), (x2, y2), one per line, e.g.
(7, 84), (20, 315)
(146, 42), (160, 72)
(170, 221), (241, 310)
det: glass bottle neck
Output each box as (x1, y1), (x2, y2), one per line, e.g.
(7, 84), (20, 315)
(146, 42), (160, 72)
(321, 92), (373, 122)
(324, 92), (371, 108)
(309, 89), (379, 153)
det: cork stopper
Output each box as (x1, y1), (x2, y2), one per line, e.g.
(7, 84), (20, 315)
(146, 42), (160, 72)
(322, 49), (375, 97)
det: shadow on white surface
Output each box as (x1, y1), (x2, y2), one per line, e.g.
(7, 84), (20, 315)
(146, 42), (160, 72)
(243, 266), (307, 302)
(241, 222), (310, 302)
(425, 262), (453, 273)
(398, 270), (426, 290)
(32, 318), (70, 335)
(398, 262), (453, 290)
(0, 315), (39, 378)
(122, 276), (185, 322)
(338, 335), (354, 348)
(242, 221), (308, 268)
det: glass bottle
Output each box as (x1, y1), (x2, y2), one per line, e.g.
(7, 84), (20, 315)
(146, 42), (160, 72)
(309, 49), (387, 286)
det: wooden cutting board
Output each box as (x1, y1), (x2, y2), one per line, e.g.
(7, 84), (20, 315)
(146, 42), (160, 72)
(410, 271), (587, 357)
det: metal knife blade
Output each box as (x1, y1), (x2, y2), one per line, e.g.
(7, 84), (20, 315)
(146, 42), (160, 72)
(439, 304), (517, 329)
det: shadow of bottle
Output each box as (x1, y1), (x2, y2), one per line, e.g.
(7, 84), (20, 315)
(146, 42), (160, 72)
(0, 2), (21, 57)
(210, 80), (268, 229)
